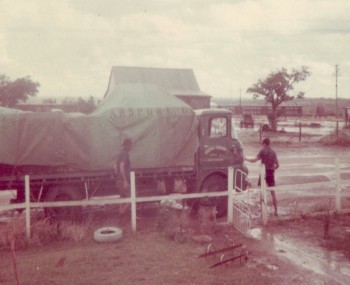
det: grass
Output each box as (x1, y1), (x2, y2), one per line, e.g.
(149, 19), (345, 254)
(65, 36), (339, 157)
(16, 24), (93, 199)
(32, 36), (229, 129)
(2, 206), (350, 284)
(307, 199), (335, 215)
(319, 129), (350, 146)
(0, 231), (273, 285)
(0, 211), (90, 250)
(0, 209), (278, 285)
(2, 210), (350, 285)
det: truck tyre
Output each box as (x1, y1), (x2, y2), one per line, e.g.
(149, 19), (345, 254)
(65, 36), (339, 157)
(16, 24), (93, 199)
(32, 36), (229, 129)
(201, 175), (228, 218)
(44, 185), (83, 220)
(94, 227), (123, 243)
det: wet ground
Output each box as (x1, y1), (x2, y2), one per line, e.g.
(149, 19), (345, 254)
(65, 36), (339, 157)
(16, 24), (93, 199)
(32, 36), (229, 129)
(232, 122), (350, 284)
(237, 116), (346, 136)
(249, 225), (350, 285)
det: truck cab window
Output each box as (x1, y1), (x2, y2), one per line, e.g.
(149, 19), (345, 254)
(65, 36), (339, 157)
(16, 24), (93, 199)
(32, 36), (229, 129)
(231, 118), (238, 139)
(209, 117), (227, 138)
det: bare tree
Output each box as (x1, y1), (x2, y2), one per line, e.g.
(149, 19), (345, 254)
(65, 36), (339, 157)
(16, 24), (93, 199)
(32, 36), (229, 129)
(247, 66), (311, 131)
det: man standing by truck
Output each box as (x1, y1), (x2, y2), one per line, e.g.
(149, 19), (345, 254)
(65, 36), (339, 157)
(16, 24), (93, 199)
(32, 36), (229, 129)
(114, 138), (133, 216)
(245, 138), (279, 216)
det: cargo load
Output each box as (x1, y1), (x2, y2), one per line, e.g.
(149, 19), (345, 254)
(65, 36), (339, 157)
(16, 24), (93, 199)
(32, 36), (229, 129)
(0, 83), (198, 171)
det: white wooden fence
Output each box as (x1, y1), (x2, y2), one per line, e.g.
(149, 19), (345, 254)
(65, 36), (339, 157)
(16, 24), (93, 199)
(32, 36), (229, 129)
(0, 168), (239, 239)
(1, 159), (350, 239)
(253, 158), (350, 225)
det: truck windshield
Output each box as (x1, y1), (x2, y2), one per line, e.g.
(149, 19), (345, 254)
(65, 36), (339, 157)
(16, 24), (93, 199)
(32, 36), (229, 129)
(231, 118), (238, 139)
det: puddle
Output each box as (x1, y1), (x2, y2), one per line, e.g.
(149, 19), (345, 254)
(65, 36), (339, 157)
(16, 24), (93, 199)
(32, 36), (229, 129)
(249, 228), (350, 284)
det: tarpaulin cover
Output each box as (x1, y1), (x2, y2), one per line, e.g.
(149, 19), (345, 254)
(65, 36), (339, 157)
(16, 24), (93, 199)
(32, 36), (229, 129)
(0, 83), (199, 171)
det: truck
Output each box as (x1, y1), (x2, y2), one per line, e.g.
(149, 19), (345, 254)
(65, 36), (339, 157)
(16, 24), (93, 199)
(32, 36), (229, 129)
(0, 83), (248, 218)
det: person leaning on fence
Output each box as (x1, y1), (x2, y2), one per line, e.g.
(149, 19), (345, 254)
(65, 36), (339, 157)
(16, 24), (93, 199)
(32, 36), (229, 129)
(114, 138), (133, 216)
(244, 138), (279, 216)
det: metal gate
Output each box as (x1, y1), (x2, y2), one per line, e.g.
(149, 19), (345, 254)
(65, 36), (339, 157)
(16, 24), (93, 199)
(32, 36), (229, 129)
(233, 169), (252, 236)
(233, 199), (251, 237)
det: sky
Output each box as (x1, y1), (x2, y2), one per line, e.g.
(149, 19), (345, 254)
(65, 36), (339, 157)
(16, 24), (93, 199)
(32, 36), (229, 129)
(0, 0), (349, 102)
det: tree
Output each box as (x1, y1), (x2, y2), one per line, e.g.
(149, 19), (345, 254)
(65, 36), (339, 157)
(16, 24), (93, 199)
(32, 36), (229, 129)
(247, 66), (311, 131)
(0, 74), (40, 107)
(42, 98), (57, 104)
(62, 96), (97, 114)
(315, 103), (325, 118)
(76, 96), (96, 114)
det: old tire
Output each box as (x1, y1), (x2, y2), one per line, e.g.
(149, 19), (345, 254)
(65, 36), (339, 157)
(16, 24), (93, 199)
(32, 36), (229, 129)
(94, 227), (123, 243)
(44, 185), (83, 220)
(201, 175), (227, 218)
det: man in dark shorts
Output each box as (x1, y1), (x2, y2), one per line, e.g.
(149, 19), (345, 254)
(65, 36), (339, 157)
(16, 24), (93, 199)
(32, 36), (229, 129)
(245, 138), (279, 216)
(114, 138), (132, 216)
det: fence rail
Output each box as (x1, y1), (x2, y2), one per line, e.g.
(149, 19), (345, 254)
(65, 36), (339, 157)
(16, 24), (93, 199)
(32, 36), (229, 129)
(0, 158), (350, 239)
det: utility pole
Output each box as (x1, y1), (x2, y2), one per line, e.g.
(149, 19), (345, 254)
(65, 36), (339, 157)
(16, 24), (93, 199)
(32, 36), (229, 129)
(335, 65), (339, 119)
(334, 64), (342, 136)
(239, 89), (242, 114)
(230, 81), (233, 107)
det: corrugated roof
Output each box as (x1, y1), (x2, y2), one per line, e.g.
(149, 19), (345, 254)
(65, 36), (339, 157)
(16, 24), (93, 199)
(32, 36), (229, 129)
(105, 66), (210, 98)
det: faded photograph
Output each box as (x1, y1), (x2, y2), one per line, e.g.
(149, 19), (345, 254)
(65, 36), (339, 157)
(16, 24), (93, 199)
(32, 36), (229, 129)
(0, 1), (350, 284)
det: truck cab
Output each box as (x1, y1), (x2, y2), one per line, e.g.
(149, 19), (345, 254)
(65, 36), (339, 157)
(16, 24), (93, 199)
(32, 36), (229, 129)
(196, 108), (244, 170)
(195, 108), (248, 216)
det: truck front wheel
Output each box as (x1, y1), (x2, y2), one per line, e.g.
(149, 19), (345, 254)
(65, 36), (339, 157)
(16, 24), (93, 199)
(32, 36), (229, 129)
(201, 175), (228, 218)
(44, 185), (83, 220)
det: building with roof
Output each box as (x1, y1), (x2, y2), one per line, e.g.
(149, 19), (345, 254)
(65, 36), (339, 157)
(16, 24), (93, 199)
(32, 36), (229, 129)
(104, 66), (211, 109)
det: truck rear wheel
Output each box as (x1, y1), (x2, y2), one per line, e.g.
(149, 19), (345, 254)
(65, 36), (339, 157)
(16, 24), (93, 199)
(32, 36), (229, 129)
(44, 185), (83, 220)
(201, 175), (228, 218)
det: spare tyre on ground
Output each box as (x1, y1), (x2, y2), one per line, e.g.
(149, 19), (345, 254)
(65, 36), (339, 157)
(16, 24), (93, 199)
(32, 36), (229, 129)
(94, 227), (123, 243)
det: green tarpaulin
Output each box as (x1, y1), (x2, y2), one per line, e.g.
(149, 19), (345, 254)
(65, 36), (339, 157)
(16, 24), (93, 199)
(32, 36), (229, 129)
(0, 83), (198, 171)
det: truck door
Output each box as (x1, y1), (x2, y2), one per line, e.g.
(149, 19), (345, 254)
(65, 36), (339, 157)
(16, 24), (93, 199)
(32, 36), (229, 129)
(198, 114), (234, 171)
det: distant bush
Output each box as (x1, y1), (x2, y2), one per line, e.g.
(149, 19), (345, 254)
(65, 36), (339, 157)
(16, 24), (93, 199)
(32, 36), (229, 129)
(319, 130), (350, 146)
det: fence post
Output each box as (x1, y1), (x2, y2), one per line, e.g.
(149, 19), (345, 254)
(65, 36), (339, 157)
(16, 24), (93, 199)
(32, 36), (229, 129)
(130, 171), (137, 233)
(335, 159), (341, 212)
(25, 175), (31, 240)
(227, 167), (234, 224)
(259, 124), (262, 142)
(336, 121), (339, 137)
(260, 165), (268, 225)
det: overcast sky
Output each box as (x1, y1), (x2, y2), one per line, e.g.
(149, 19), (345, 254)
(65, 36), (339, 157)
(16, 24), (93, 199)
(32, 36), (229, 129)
(0, 0), (349, 102)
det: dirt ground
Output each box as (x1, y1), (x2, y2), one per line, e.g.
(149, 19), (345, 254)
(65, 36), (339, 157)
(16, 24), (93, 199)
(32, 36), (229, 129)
(1, 123), (350, 285)
(1, 209), (349, 285)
